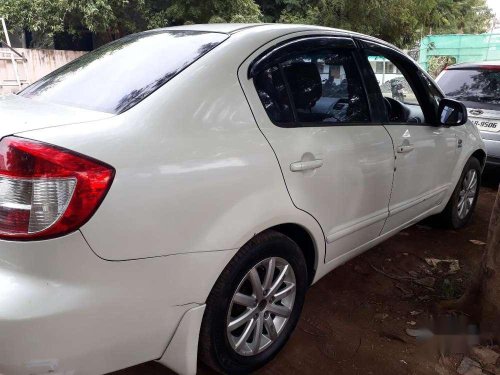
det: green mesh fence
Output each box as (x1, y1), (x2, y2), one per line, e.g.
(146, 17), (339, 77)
(418, 33), (500, 71)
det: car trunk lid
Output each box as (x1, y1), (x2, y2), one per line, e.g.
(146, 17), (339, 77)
(0, 95), (113, 138)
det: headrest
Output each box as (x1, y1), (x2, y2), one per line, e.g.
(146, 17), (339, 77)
(282, 62), (322, 110)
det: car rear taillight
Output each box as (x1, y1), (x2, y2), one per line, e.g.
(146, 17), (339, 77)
(0, 136), (115, 240)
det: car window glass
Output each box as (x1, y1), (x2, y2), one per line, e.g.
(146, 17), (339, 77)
(20, 31), (228, 114)
(254, 65), (294, 124)
(254, 48), (370, 126)
(418, 70), (443, 112)
(364, 50), (426, 124)
(437, 68), (500, 105)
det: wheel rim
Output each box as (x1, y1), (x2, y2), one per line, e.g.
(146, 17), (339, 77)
(457, 169), (478, 220)
(226, 257), (296, 356)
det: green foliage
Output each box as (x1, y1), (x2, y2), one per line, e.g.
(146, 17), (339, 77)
(0, 0), (494, 48)
(271, 0), (494, 47)
(428, 55), (456, 77)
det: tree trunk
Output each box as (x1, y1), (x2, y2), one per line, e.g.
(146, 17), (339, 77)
(441, 185), (500, 342)
(478, 185), (500, 341)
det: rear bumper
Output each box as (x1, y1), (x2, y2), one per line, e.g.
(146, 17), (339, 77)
(0, 232), (235, 375)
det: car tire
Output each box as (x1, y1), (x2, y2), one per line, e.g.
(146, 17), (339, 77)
(437, 157), (481, 229)
(199, 230), (308, 374)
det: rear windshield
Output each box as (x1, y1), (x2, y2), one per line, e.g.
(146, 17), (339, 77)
(20, 30), (228, 114)
(438, 68), (500, 105)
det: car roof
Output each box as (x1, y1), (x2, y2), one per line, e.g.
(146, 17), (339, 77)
(164, 23), (266, 33)
(446, 61), (500, 70)
(161, 23), (398, 49)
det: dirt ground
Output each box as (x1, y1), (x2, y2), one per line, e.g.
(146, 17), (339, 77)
(113, 168), (500, 375)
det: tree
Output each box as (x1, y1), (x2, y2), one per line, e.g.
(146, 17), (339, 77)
(0, 0), (262, 46)
(0, 0), (494, 49)
(145, 0), (262, 28)
(479, 187), (500, 340)
(0, 0), (147, 43)
(258, 0), (494, 47)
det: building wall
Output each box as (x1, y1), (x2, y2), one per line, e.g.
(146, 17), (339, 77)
(0, 48), (86, 95)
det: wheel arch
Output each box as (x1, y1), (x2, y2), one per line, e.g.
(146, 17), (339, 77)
(266, 223), (319, 285)
(471, 148), (487, 170)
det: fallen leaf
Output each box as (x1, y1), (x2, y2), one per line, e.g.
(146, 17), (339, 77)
(425, 258), (461, 275)
(471, 346), (500, 366)
(457, 357), (480, 375)
(405, 328), (434, 340)
(469, 240), (486, 246)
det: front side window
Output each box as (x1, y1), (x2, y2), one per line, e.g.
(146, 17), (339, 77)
(254, 48), (370, 126)
(364, 50), (427, 124)
(20, 31), (228, 114)
(418, 70), (443, 111)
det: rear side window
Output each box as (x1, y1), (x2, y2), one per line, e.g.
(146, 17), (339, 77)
(438, 68), (500, 105)
(254, 49), (370, 126)
(20, 31), (228, 114)
(254, 66), (294, 123)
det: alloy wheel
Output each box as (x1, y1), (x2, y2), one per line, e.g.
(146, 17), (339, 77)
(457, 169), (478, 220)
(226, 257), (296, 356)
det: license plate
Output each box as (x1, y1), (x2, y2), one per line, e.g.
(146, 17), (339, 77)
(470, 118), (500, 132)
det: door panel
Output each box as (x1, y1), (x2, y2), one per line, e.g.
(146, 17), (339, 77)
(382, 125), (457, 232)
(359, 44), (460, 233)
(264, 126), (394, 262)
(239, 37), (395, 263)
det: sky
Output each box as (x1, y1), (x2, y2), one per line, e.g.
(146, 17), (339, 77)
(487, 0), (500, 18)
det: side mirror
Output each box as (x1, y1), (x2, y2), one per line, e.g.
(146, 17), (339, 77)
(438, 98), (468, 126)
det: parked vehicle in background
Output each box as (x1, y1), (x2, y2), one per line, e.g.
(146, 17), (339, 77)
(0, 24), (486, 375)
(437, 61), (500, 166)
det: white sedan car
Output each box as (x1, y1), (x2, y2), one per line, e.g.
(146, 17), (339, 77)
(0, 24), (485, 375)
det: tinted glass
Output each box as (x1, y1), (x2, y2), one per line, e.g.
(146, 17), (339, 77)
(418, 70), (442, 111)
(254, 66), (294, 123)
(255, 49), (370, 125)
(20, 31), (228, 114)
(438, 68), (500, 105)
(282, 50), (369, 124)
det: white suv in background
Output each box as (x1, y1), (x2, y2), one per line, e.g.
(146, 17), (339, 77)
(0, 24), (485, 375)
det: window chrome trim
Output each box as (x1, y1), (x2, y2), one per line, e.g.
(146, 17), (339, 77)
(248, 36), (356, 79)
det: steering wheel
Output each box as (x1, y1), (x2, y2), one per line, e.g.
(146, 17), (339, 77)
(384, 97), (409, 122)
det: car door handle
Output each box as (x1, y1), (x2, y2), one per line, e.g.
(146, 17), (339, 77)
(290, 159), (323, 172)
(397, 145), (415, 153)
